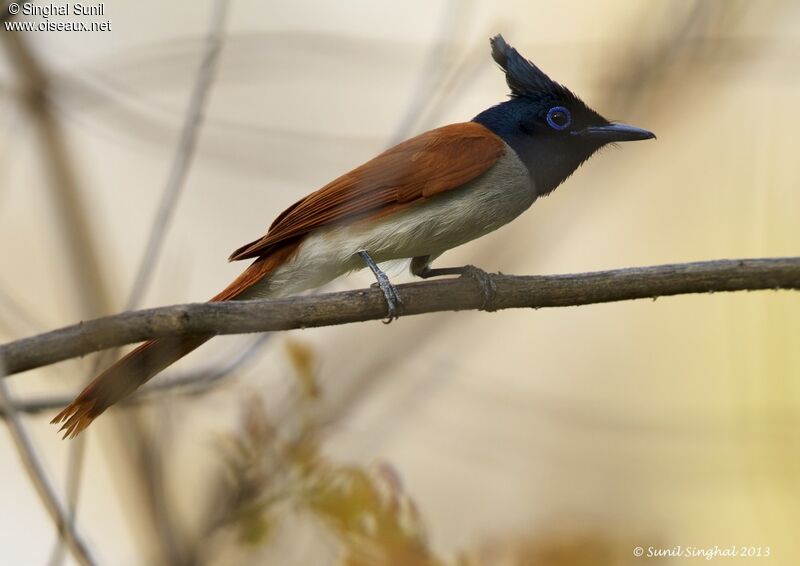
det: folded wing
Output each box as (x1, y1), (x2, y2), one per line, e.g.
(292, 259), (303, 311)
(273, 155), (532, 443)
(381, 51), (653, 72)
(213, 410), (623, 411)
(229, 122), (505, 261)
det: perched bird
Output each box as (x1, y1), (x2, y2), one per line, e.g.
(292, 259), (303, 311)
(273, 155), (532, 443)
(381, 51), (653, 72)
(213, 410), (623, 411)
(53, 35), (654, 437)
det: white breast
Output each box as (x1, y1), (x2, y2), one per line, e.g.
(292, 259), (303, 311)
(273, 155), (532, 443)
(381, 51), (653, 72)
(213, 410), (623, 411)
(246, 143), (534, 299)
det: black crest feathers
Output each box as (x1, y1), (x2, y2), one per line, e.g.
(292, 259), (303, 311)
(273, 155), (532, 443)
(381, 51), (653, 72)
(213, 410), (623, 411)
(490, 35), (574, 101)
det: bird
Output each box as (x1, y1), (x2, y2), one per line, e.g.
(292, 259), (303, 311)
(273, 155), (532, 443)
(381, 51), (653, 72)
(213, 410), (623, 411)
(52, 35), (655, 438)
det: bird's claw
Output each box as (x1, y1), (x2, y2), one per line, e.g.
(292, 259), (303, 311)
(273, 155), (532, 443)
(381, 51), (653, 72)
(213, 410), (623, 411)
(373, 277), (404, 323)
(358, 250), (403, 323)
(460, 265), (497, 311)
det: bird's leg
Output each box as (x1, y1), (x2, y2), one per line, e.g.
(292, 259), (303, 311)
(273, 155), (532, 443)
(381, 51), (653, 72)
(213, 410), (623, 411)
(358, 250), (404, 323)
(410, 255), (497, 311)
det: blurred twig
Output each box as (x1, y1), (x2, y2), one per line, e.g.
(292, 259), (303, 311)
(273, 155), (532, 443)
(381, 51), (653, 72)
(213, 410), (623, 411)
(1, 30), (113, 320)
(386, 0), (466, 145)
(2, 21), (116, 566)
(0, 363), (97, 566)
(0, 285), (47, 336)
(2, 257), (799, 377)
(0, 1), (14, 23)
(126, 0), (229, 308)
(0, 335), (266, 416)
(592, 0), (771, 113)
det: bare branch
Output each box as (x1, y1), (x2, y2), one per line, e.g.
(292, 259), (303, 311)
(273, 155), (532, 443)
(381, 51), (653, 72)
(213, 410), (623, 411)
(0, 364), (98, 566)
(1, 257), (798, 378)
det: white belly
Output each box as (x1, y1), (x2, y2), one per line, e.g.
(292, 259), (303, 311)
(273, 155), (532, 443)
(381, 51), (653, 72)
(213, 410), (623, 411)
(246, 144), (533, 298)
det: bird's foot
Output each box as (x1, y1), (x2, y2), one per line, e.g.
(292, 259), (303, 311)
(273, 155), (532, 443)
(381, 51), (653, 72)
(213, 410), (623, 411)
(359, 251), (404, 323)
(459, 265), (497, 311)
(372, 278), (404, 323)
(412, 259), (497, 312)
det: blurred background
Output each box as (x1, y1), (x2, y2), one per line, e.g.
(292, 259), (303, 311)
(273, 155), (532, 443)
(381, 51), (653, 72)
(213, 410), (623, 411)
(1, 0), (799, 564)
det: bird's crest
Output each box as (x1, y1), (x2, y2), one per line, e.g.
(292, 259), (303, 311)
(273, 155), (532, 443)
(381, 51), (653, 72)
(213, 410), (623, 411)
(490, 35), (575, 102)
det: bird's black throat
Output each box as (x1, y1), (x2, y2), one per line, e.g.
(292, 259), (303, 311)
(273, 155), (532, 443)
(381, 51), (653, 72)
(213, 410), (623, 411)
(473, 100), (603, 197)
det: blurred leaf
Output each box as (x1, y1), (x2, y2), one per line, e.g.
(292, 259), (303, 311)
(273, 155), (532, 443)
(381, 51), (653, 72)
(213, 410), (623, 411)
(469, 530), (657, 566)
(285, 338), (321, 400)
(232, 501), (273, 547)
(306, 463), (440, 566)
(216, 395), (445, 565)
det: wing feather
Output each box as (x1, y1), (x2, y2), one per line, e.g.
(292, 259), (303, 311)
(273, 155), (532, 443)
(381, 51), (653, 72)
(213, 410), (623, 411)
(229, 122), (504, 261)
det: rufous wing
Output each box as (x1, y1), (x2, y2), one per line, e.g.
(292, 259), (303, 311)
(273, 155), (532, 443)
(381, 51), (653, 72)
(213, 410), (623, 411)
(229, 122), (506, 261)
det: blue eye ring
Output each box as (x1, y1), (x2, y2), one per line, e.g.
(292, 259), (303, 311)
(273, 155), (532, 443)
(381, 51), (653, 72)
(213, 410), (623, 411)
(546, 106), (572, 131)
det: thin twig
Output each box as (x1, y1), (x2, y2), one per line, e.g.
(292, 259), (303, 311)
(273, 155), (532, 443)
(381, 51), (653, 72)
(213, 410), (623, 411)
(386, 0), (462, 146)
(2, 257), (798, 377)
(1, 31), (113, 320)
(126, 0), (229, 309)
(0, 362), (98, 566)
(0, 284), (47, 336)
(47, 434), (85, 566)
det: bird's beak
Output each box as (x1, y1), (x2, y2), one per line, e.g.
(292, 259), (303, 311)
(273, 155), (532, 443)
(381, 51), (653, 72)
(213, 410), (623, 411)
(573, 122), (656, 142)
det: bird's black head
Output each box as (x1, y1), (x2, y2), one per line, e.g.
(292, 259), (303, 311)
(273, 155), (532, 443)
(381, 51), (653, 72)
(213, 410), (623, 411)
(473, 35), (655, 196)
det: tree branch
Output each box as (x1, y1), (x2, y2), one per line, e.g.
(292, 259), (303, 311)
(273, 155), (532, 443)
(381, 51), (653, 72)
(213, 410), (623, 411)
(1, 257), (798, 377)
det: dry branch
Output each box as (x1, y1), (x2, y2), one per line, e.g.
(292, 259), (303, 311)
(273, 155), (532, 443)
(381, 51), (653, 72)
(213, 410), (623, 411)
(1, 257), (798, 377)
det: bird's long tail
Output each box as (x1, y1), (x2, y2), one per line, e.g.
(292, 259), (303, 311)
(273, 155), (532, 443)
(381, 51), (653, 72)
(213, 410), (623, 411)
(51, 242), (299, 438)
(51, 335), (213, 438)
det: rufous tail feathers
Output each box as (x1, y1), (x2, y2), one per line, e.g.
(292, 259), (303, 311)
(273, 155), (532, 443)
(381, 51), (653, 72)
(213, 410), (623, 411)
(51, 242), (299, 438)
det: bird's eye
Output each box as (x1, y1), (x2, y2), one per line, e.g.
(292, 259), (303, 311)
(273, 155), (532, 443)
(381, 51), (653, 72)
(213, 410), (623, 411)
(546, 106), (572, 131)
